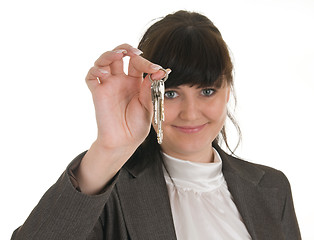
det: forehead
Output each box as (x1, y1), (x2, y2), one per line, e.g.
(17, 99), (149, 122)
(165, 75), (228, 89)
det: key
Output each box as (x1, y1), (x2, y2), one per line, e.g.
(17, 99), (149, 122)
(156, 80), (165, 143)
(149, 69), (168, 144)
(152, 80), (165, 144)
(151, 80), (158, 125)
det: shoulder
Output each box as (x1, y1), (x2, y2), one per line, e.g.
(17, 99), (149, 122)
(216, 145), (291, 190)
(236, 156), (290, 188)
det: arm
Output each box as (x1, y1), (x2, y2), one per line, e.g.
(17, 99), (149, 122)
(11, 44), (170, 239)
(75, 44), (168, 195)
(281, 174), (302, 240)
(11, 151), (119, 240)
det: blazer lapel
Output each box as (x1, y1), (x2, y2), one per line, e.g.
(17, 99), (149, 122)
(116, 153), (177, 240)
(115, 143), (285, 239)
(217, 147), (285, 240)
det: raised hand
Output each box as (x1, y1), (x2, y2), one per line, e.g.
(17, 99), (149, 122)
(76, 44), (168, 194)
(86, 44), (166, 149)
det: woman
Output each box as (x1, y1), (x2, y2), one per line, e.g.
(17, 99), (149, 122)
(11, 10), (301, 240)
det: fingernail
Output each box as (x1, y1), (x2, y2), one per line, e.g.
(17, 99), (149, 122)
(99, 69), (109, 74)
(113, 49), (127, 54)
(131, 47), (143, 55)
(151, 64), (162, 70)
(165, 68), (172, 74)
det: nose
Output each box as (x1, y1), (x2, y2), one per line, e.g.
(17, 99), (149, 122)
(179, 97), (201, 121)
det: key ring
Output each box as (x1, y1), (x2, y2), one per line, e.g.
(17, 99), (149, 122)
(148, 68), (169, 83)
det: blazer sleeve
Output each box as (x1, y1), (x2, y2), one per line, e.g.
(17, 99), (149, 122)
(11, 152), (118, 240)
(280, 172), (302, 240)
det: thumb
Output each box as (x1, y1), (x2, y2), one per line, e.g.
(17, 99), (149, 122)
(139, 68), (171, 114)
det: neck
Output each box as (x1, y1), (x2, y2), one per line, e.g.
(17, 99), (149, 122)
(161, 147), (215, 163)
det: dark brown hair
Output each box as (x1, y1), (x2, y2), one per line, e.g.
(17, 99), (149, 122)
(138, 10), (241, 154)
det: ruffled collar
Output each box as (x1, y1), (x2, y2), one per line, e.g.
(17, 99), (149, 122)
(161, 148), (224, 192)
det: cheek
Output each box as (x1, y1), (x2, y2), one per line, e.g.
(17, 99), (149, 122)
(163, 102), (178, 123)
(205, 100), (228, 122)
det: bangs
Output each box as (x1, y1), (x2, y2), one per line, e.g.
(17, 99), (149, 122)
(140, 24), (232, 89)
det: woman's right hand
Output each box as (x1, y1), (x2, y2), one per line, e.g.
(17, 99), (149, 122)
(75, 44), (168, 194)
(86, 44), (165, 151)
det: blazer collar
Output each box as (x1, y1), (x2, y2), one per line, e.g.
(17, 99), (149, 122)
(117, 150), (177, 240)
(214, 144), (265, 185)
(215, 145), (284, 239)
(124, 143), (266, 184)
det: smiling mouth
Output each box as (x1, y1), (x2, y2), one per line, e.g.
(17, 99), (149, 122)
(173, 124), (207, 134)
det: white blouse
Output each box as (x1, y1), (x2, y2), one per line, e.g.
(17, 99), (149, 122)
(162, 149), (252, 240)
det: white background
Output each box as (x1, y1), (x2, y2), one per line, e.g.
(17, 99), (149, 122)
(1, 0), (313, 239)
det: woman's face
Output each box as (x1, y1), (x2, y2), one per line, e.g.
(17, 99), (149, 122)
(153, 83), (230, 162)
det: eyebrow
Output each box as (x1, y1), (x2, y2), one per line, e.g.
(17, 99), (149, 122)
(165, 86), (181, 90)
(165, 85), (217, 90)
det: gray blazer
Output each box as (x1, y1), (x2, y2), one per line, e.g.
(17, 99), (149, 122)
(11, 145), (301, 240)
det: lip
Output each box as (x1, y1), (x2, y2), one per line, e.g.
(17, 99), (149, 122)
(172, 124), (207, 134)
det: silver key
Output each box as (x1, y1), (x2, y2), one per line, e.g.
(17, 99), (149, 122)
(149, 69), (168, 144)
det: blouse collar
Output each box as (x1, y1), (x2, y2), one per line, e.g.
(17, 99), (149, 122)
(161, 148), (225, 192)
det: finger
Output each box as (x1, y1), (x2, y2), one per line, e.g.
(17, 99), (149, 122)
(95, 45), (143, 75)
(128, 55), (162, 78)
(85, 67), (109, 91)
(94, 49), (126, 68)
(149, 68), (171, 81)
(112, 43), (143, 56)
(94, 49), (127, 76)
(110, 44), (143, 75)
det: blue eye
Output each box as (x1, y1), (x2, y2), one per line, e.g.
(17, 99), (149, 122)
(201, 88), (215, 96)
(164, 91), (178, 99)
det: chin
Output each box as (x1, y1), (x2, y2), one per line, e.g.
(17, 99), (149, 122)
(162, 136), (212, 156)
